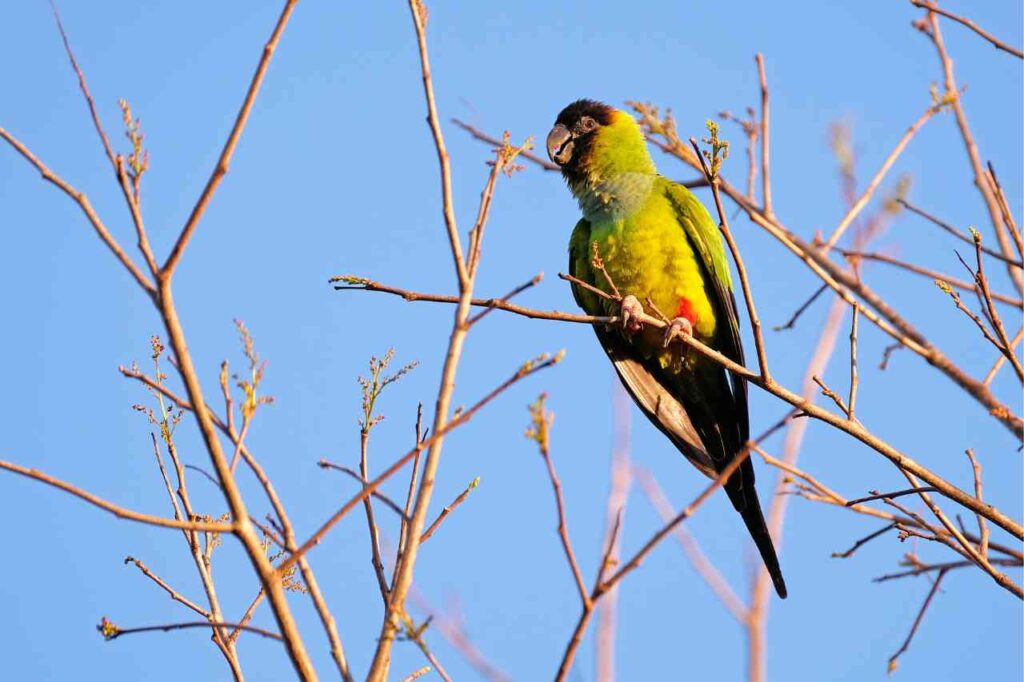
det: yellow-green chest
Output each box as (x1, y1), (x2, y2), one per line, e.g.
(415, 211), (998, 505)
(589, 192), (717, 341)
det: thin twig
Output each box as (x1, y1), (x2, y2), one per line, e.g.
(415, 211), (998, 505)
(839, 249), (1023, 307)
(162, 0), (299, 277)
(831, 523), (897, 559)
(0, 460), (233, 532)
(964, 449), (989, 559)
(527, 394), (590, 608)
(848, 306), (860, 420)
(969, 232), (1024, 381)
(812, 375), (850, 416)
(755, 54), (774, 218)
(898, 199), (1022, 269)
(823, 103), (940, 251)
(555, 445), (754, 681)
(774, 284), (829, 331)
(916, 12), (1024, 294)
(451, 117), (708, 190)
(467, 272), (543, 326)
(629, 110), (1024, 435)
(596, 385), (631, 682)
(420, 477), (479, 543)
(124, 556), (209, 618)
(986, 162), (1024, 261)
(983, 325), (1024, 386)
(280, 352), (563, 575)
(886, 568), (949, 674)
(318, 460), (409, 518)
(846, 487), (939, 507)
(0, 127), (156, 296)
(909, 0), (1023, 59)
(634, 467), (748, 622)
(689, 136), (772, 381)
(335, 279), (1024, 538)
(100, 619), (281, 642)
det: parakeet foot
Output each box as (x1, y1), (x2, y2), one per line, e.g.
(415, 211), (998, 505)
(620, 295), (644, 334)
(662, 316), (693, 348)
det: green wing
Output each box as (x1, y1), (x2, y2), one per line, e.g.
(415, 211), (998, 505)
(661, 178), (749, 447)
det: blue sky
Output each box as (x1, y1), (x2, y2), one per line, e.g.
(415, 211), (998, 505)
(1, 2), (1021, 681)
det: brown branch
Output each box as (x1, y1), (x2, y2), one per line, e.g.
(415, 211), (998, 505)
(596, 385), (631, 682)
(408, 587), (512, 682)
(452, 118), (559, 171)
(916, 12), (1024, 294)
(280, 352), (562, 576)
(813, 374), (850, 417)
(750, 293), (849, 682)
(394, 405), (426, 588)
(0, 459), (233, 533)
(755, 54), (774, 218)
(47, 3), (160, 277)
(909, 1), (1024, 59)
(936, 279), (1008, 355)
(773, 284), (829, 331)
(986, 162), (1023, 261)
(420, 477), (479, 543)
(969, 232), (1024, 381)
(886, 568), (949, 674)
(898, 199), (1022, 269)
(761, 450), (1022, 563)
(634, 467), (748, 622)
(839, 249), (1023, 307)
(897, 469), (1021, 599)
(467, 272), (543, 326)
(875, 556), (1021, 583)
(123, 366), (354, 681)
(451, 117), (708, 190)
(335, 279), (1024, 538)
(846, 487), (939, 507)
(100, 618), (281, 642)
(689, 136), (772, 381)
(124, 556), (209, 618)
(983, 325), (1024, 387)
(832, 523), (898, 559)
(403, 2), (468, 291)
(631, 109), (1024, 436)
(230, 590), (267, 644)
(964, 449), (989, 559)
(555, 444), (754, 682)
(360, 430), (391, 604)
(719, 108), (758, 202)
(318, 460), (409, 518)
(848, 306), (860, 420)
(0, 127), (156, 295)
(161, 0), (298, 276)
(527, 394), (590, 608)
(822, 103), (941, 250)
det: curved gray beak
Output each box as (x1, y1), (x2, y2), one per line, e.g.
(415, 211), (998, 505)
(546, 123), (573, 166)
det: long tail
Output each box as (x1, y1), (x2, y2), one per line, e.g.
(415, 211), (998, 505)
(728, 470), (787, 599)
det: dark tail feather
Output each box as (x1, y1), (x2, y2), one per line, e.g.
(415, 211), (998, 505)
(733, 484), (788, 599)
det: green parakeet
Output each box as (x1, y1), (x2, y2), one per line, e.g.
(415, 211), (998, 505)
(546, 99), (787, 599)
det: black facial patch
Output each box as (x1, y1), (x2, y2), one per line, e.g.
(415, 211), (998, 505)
(551, 99), (615, 182)
(555, 99), (615, 130)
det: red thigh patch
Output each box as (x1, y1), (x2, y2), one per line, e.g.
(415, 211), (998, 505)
(676, 298), (699, 326)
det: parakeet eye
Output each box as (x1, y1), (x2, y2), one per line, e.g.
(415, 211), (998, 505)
(577, 116), (598, 134)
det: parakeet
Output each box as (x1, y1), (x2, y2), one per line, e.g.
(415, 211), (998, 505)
(546, 99), (787, 599)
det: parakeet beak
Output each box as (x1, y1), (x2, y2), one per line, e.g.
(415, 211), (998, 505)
(546, 123), (574, 166)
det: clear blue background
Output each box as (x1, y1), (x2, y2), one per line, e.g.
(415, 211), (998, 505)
(1, 2), (1021, 680)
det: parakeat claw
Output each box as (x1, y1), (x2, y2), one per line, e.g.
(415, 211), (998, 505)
(662, 316), (694, 348)
(620, 295), (644, 334)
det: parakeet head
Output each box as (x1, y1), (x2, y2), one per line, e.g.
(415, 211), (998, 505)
(546, 99), (655, 190)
